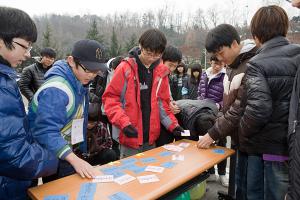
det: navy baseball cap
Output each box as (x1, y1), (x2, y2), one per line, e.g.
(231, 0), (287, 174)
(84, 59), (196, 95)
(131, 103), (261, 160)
(71, 39), (108, 72)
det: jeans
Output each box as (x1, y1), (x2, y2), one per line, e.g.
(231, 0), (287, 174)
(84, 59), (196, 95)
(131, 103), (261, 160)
(247, 155), (264, 200)
(120, 143), (155, 158)
(235, 150), (248, 200)
(264, 160), (289, 200)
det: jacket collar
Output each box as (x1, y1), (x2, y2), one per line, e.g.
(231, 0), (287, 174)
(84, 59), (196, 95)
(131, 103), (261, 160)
(256, 36), (289, 54)
(0, 63), (18, 79)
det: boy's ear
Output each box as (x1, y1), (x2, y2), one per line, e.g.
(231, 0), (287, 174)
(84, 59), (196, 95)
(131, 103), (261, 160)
(231, 40), (239, 49)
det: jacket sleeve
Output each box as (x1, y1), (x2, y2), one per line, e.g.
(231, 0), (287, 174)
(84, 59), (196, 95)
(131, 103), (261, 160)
(102, 65), (131, 130)
(19, 66), (34, 101)
(239, 63), (272, 138)
(0, 87), (58, 179)
(208, 76), (245, 141)
(158, 75), (179, 132)
(30, 88), (72, 159)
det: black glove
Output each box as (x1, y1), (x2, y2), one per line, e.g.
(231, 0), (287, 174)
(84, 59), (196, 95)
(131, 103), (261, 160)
(123, 125), (138, 138)
(172, 126), (184, 137)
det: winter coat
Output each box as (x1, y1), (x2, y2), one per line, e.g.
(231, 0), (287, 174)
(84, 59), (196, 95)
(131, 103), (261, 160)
(287, 54), (300, 200)
(19, 62), (49, 101)
(28, 60), (89, 160)
(0, 61), (58, 200)
(208, 40), (257, 144)
(102, 56), (179, 149)
(240, 36), (300, 155)
(197, 67), (225, 106)
(169, 74), (189, 100)
(183, 77), (199, 100)
(176, 99), (218, 140)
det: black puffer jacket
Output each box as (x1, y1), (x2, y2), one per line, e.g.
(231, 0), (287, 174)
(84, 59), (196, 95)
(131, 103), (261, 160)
(175, 99), (218, 140)
(240, 36), (300, 155)
(19, 62), (49, 101)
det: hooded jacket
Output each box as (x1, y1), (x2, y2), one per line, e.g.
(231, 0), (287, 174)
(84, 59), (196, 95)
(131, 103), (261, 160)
(0, 59), (58, 200)
(28, 60), (89, 160)
(102, 49), (179, 149)
(208, 40), (257, 144)
(198, 67), (226, 106)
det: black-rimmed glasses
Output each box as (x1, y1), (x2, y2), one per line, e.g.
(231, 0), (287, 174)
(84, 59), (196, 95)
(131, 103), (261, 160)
(12, 41), (32, 53)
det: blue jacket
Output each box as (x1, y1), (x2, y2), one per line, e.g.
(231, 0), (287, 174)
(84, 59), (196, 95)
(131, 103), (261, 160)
(28, 60), (88, 160)
(0, 63), (58, 200)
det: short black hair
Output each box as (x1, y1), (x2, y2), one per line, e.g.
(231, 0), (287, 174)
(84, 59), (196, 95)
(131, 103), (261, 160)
(138, 28), (167, 54)
(210, 55), (219, 62)
(162, 45), (182, 63)
(40, 47), (56, 58)
(0, 7), (37, 50)
(205, 24), (240, 53)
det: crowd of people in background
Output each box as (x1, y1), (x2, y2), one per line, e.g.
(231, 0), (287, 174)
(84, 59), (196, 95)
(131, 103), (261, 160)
(1, 1), (300, 200)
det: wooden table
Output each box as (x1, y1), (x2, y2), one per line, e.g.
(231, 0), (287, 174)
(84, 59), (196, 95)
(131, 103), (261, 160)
(28, 139), (234, 200)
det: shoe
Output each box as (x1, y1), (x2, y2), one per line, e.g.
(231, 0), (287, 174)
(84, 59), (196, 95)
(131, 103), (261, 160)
(207, 174), (218, 182)
(219, 175), (229, 187)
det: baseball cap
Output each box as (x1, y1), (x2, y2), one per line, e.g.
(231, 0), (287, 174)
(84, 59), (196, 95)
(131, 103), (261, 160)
(71, 39), (108, 72)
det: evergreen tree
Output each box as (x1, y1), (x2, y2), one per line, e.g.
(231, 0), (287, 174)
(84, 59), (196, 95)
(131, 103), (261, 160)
(124, 33), (137, 53)
(42, 22), (52, 48)
(110, 27), (121, 57)
(86, 19), (104, 43)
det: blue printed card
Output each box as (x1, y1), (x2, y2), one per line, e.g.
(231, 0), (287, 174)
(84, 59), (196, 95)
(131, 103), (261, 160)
(109, 192), (133, 200)
(161, 161), (177, 168)
(213, 149), (225, 154)
(44, 195), (69, 200)
(76, 183), (96, 200)
(158, 151), (174, 157)
(140, 157), (157, 163)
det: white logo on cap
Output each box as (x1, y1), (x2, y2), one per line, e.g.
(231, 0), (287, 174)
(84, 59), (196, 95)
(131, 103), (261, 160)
(96, 48), (102, 60)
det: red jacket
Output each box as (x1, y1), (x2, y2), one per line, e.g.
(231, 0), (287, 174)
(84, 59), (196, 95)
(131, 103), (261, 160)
(102, 57), (178, 149)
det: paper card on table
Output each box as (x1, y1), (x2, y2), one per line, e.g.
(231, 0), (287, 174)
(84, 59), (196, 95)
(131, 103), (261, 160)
(140, 157), (157, 163)
(119, 163), (137, 170)
(109, 192), (133, 200)
(92, 175), (114, 183)
(161, 161), (177, 169)
(181, 130), (190, 136)
(121, 158), (137, 164)
(163, 144), (184, 152)
(178, 142), (190, 148)
(44, 195), (69, 200)
(77, 183), (96, 200)
(145, 165), (165, 173)
(110, 170), (126, 178)
(128, 165), (146, 174)
(213, 149), (225, 154)
(158, 151), (174, 157)
(114, 174), (136, 185)
(172, 154), (184, 161)
(136, 153), (144, 157)
(101, 167), (125, 178)
(137, 174), (159, 184)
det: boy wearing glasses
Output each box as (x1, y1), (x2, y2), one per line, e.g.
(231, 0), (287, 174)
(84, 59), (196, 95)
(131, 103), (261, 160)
(27, 39), (108, 180)
(103, 29), (183, 158)
(0, 7), (58, 199)
(19, 47), (56, 101)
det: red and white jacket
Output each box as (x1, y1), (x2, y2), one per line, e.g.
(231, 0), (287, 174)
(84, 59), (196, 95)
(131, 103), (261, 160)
(102, 57), (178, 149)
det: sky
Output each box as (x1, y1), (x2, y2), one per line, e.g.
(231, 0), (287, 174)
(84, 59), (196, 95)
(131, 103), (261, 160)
(0, 0), (299, 20)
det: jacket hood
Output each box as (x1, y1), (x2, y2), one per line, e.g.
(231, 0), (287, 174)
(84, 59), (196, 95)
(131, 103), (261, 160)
(45, 59), (86, 95)
(229, 39), (257, 69)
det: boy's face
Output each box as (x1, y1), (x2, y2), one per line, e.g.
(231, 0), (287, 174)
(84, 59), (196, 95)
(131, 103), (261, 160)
(140, 48), (162, 66)
(214, 40), (240, 65)
(163, 61), (179, 72)
(40, 55), (55, 68)
(211, 60), (224, 73)
(68, 56), (98, 85)
(0, 38), (31, 67)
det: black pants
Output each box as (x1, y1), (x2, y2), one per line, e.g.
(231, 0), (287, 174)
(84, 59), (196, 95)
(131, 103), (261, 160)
(156, 124), (174, 147)
(208, 137), (227, 175)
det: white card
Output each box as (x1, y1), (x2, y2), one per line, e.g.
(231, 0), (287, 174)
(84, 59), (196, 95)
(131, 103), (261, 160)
(178, 142), (190, 148)
(137, 174), (159, 184)
(71, 118), (84, 145)
(172, 154), (185, 161)
(145, 166), (165, 173)
(163, 144), (184, 152)
(92, 175), (114, 183)
(114, 174), (136, 185)
(181, 130), (190, 136)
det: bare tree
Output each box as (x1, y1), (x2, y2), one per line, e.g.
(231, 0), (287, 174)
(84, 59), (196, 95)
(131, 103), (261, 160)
(207, 5), (219, 27)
